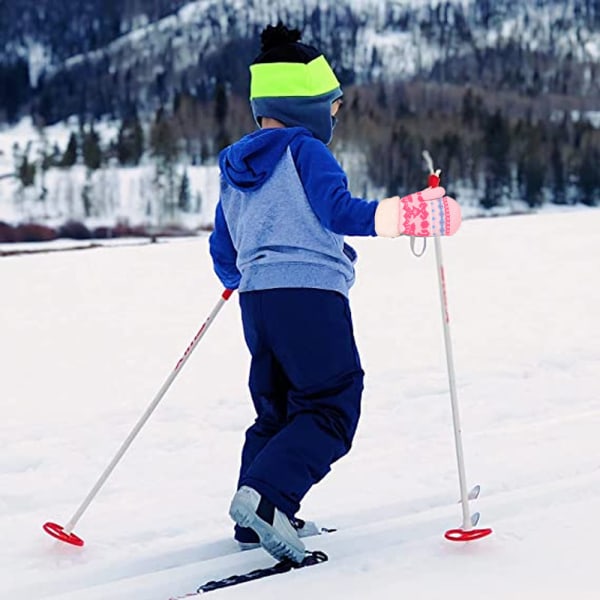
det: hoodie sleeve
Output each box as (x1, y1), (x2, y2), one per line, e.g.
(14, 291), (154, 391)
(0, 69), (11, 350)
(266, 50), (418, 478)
(289, 135), (378, 236)
(209, 201), (241, 290)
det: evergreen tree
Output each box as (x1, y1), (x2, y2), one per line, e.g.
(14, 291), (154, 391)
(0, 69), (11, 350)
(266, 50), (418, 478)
(516, 124), (546, 208)
(550, 138), (567, 205)
(150, 108), (178, 164)
(214, 81), (228, 126)
(150, 108), (179, 224)
(82, 127), (102, 170)
(481, 110), (511, 208)
(173, 91), (203, 162)
(17, 151), (36, 188)
(79, 126), (102, 218)
(578, 146), (600, 206)
(117, 113), (144, 166)
(81, 180), (93, 218)
(376, 81), (388, 109)
(461, 87), (480, 125)
(35, 125), (51, 210)
(519, 154), (545, 208)
(61, 133), (78, 167)
(178, 169), (191, 212)
(214, 81), (230, 152)
(50, 143), (62, 168)
(0, 59), (31, 123)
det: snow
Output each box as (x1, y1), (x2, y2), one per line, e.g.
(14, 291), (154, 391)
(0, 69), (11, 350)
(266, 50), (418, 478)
(0, 117), (75, 163)
(24, 40), (53, 88)
(0, 117), (219, 229)
(2, 209), (600, 599)
(33, 0), (501, 90)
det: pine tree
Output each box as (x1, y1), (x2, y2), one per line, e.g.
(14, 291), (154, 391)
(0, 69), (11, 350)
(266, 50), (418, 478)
(35, 125), (51, 211)
(150, 108), (178, 164)
(214, 81), (230, 152)
(79, 126), (102, 218)
(178, 170), (191, 212)
(578, 145), (600, 206)
(17, 151), (36, 188)
(215, 81), (228, 126)
(117, 113), (144, 166)
(519, 154), (545, 208)
(550, 138), (567, 205)
(481, 110), (511, 208)
(82, 127), (102, 171)
(0, 59), (31, 123)
(461, 88), (478, 125)
(61, 133), (78, 167)
(150, 108), (179, 224)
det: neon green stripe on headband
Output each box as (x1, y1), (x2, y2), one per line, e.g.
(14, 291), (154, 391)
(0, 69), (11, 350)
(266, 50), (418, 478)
(250, 55), (340, 99)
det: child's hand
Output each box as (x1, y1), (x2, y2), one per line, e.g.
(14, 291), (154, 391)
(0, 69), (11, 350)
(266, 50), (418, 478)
(374, 187), (462, 237)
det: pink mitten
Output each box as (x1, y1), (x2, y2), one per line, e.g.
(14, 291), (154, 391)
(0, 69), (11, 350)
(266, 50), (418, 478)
(398, 187), (462, 237)
(374, 186), (462, 237)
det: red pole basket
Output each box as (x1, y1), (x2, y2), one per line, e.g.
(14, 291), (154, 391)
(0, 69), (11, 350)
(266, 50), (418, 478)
(43, 522), (85, 547)
(444, 527), (493, 542)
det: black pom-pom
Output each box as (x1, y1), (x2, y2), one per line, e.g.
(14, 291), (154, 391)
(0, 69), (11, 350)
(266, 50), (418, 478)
(260, 22), (302, 52)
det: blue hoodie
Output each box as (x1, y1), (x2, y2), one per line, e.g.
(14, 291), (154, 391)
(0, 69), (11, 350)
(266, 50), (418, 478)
(209, 127), (378, 297)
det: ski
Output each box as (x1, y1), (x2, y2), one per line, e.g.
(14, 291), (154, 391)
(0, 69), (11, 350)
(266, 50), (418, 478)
(169, 550), (328, 598)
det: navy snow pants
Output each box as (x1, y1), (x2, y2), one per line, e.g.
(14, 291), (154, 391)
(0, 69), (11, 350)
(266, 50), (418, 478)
(237, 288), (364, 517)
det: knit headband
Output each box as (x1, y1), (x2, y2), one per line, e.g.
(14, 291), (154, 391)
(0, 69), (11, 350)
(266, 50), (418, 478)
(250, 55), (340, 99)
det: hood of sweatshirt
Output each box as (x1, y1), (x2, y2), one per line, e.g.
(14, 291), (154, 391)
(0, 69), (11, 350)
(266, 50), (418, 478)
(218, 127), (310, 191)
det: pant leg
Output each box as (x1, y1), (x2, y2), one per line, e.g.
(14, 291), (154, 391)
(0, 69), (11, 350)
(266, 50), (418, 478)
(237, 292), (289, 485)
(239, 288), (364, 517)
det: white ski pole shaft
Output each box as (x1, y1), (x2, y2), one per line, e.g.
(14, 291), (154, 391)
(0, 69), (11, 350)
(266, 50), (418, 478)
(61, 289), (234, 535)
(433, 237), (472, 530)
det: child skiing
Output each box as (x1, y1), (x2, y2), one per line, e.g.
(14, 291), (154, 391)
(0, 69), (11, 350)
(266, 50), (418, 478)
(209, 22), (462, 564)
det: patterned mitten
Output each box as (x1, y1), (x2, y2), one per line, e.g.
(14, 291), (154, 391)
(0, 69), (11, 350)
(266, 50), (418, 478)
(374, 186), (462, 237)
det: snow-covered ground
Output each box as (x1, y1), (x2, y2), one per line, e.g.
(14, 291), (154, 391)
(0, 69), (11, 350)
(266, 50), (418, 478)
(2, 210), (600, 599)
(0, 118), (219, 231)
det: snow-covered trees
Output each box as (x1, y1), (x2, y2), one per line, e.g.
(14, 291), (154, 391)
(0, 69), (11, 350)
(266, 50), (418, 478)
(332, 81), (600, 210)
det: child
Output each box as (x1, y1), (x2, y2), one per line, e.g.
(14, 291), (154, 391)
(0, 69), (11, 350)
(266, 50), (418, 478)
(209, 23), (461, 564)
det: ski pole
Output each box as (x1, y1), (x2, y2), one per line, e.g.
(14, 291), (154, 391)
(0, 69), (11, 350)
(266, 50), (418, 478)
(43, 288), (234, 547)
(422, 151), (492, 542)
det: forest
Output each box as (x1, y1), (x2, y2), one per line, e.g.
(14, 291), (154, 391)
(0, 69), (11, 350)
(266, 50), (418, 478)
(10, 79), (599, 218)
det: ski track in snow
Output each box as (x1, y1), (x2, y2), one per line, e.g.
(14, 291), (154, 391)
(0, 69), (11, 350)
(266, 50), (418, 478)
(1, 210), (600, 599)
(22, 468), (600, 599)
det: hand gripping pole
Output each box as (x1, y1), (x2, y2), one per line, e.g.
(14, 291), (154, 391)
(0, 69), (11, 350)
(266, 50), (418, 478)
(422, 152), (492, 542)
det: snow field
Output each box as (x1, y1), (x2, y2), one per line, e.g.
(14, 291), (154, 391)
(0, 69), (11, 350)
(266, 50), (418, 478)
(1, 209), (599, 598)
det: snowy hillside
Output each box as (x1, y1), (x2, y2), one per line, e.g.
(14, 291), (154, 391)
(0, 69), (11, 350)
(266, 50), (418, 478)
(2, 0), (599, 124)
(2, 209), (600, 598)
(0, 118), (219, 233)
(2, 1), (599, 226)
